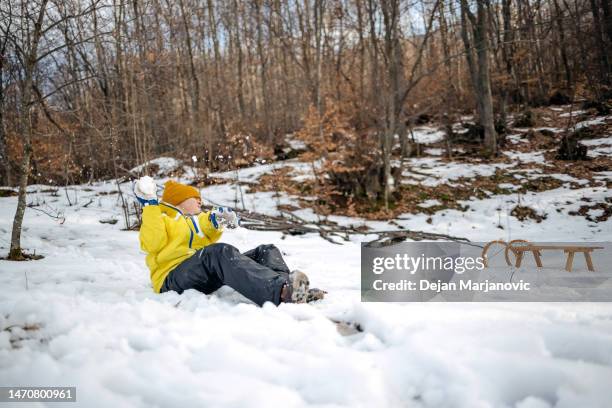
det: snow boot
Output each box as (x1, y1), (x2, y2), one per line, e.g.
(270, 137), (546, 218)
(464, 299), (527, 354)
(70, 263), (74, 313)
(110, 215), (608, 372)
(306, 288), (327, 303)
(280, 270), (310, 303)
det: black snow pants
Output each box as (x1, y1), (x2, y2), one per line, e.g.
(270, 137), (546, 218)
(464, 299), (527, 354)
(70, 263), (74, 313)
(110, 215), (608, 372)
(160, 243), (291, 306)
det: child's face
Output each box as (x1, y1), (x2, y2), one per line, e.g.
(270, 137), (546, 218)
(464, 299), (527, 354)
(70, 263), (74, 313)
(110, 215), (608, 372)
(178, 197), (202, 215)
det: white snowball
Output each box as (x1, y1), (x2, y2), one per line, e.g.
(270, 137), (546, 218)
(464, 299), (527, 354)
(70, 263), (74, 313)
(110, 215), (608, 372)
(138, 175), (157, 196)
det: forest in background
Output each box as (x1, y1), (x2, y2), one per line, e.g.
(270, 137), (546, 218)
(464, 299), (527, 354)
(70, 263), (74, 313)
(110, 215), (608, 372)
(1, 0), (611, 201)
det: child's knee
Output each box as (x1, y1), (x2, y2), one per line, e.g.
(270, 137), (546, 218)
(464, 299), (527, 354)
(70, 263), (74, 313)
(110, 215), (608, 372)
(208, 242), (239, 255)
(259, 244), (278, 252)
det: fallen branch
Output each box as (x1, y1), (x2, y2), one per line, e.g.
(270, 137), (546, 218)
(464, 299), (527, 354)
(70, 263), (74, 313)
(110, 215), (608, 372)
(364, 230), (474, 247)
(26, 203), (65, 224)
(236, 209), (470, 245)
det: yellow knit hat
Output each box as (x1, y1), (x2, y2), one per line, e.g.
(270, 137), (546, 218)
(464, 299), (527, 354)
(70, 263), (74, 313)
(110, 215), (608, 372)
(162, 180), (201, 206)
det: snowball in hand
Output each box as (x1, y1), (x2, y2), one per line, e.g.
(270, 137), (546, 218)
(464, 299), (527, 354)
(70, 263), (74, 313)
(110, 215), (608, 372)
(138, 176), (157, 196)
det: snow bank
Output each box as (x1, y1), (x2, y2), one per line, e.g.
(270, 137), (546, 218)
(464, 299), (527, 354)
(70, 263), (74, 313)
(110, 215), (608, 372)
(1, 158), (611, 407)
(209, 160), (322, 185)
(411, 126), (447, 144)
(401, 158), (514, 187)
(130, 157), (183, 177)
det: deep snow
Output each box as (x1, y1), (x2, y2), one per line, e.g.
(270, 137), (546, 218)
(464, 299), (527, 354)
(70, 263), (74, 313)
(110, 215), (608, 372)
(1, 117), (611, 407)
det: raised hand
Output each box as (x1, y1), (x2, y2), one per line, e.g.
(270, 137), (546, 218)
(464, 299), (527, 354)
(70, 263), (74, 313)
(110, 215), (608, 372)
(134, 176), (158, 206)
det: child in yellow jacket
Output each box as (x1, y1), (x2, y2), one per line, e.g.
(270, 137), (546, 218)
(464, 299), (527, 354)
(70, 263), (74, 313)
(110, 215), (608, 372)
(135, 177), (320, 305)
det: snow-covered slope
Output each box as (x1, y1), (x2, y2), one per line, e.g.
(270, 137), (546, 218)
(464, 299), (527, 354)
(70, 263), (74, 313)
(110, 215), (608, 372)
(0, 157), (611, 407)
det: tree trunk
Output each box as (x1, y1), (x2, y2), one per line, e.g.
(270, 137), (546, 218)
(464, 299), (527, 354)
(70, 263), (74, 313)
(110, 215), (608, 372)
(0, 56), (10, 186)
(590, 0), (611, 84)
(552, 0), (573, 87)
(254, 0), (272, 141)
(10, 0), (48, 259)
(207, 0), (228, 137)
(381, 0), (400, 210)
(233, 0), (247, 118)
(601, 0), (612, 47)
(460, 0), (497, 157)
(476, 1), (496, 155)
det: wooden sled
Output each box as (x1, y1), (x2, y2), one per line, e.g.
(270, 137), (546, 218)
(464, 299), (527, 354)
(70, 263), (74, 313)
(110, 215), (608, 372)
(481, 240), (604, 272)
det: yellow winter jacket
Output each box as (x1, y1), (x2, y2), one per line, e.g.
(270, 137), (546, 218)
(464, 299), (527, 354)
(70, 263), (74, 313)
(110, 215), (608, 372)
(139, 202), (223, 293)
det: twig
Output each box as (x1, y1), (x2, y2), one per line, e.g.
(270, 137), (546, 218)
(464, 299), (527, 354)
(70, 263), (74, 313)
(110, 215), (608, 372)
(234, 170), (246, 210)
(26, 203), (65, 223)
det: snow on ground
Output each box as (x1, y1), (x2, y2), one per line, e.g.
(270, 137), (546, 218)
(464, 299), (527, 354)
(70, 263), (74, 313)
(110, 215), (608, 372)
(1, 156), (611, 407)
(559, 110), (586, 118)
(533, 127), (564, 133)
(424, 148), (444, 156)
(506, 134), (530, 145)
(581, 138), (612, 147)
(393, 127), (447, 149)
(418, 199), (442, 209)
(579, 137), (612, 159)
(575, 116), (609, 129)
(209, 162), (287, 183)
(401, 157), (515, 187)
(411, 126), (447, 144)
(503, 150), (547, 164)
(395, 184), (610, 242)
(210, 160), (321, 184)
(129, 157), (183, 177)
(588, 145), (612, 158)
(285, 135), (308, 151)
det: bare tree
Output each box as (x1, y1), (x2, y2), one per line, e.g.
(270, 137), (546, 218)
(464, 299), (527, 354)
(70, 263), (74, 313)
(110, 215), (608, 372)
(0, 0), (607, 224)
(0, 16), (12, 186)
(2, 0), (105, 259)
(2, 0), (49, 259)
(460, 0), (497, 156)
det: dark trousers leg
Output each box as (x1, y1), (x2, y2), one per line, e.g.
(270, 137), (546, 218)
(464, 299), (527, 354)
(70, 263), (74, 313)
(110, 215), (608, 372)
(243, 244), (291, 276)
(160, 243), (288, 306)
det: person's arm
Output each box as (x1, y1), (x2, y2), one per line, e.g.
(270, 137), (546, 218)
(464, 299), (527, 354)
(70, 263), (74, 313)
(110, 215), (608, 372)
(198, 210), (224, 244)
(139, 205), (168, 253)
(134, 176), (167, 254)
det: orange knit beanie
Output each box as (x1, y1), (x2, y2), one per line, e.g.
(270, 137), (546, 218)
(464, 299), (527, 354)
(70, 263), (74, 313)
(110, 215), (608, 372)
(162, 180), (201, 206)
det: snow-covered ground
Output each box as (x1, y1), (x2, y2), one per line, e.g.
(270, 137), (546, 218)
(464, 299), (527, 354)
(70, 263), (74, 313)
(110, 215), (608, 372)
(1, 137), (611, 407)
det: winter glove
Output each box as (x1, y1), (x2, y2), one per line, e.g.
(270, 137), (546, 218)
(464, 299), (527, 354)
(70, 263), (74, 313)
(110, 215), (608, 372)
(134, 176), (158, 206)
(209, 207), (240, 229)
